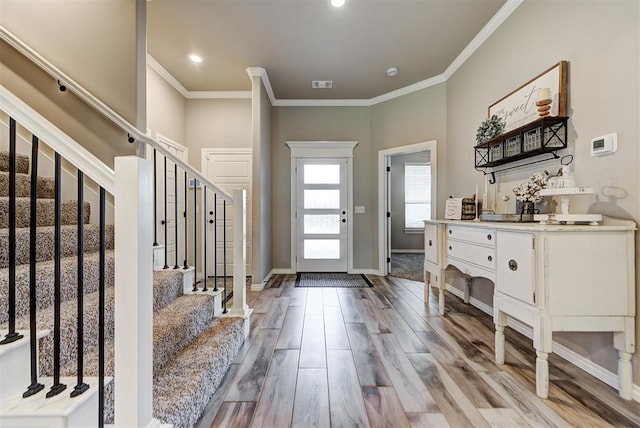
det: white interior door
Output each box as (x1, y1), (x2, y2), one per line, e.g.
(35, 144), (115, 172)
(148, 135), (188, 268)
(296, 158), (348, 272)
(202, 149), (252, 277)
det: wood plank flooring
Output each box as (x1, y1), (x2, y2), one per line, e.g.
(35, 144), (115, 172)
(196, 274), (640, 428)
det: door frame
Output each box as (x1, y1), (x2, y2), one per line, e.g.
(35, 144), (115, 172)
(200, 148), (253, 277)
(286, 141), (358, 273)
(378, 140), (437, 275)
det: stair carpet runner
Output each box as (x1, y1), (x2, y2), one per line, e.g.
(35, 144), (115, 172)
(0, 151), (245, 427)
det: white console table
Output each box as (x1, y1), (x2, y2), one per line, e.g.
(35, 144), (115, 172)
(423, 217), (636, 400)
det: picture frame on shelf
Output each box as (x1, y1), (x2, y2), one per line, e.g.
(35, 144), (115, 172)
(488, 61), (568, 132)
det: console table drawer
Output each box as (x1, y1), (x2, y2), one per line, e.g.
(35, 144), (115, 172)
(446, 240), (495, 271)
(447, 226), (495, 247)
(424, 223), (438, 264)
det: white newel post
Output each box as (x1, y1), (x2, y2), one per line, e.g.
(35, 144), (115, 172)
(230, 189), (251, 337)
(114, 156), (160, 428)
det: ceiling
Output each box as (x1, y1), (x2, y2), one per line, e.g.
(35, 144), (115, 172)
(147, 0), (507, 100)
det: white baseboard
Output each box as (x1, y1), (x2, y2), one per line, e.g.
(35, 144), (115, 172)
(444, 284), (640, 402)
(270, 268), (295, 275)
(251, 270), (274, 291)
(349, 269), (380, 275)
(391, 249), (425, 254)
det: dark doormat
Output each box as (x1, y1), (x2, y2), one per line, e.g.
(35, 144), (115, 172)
(295, 272), (373, 288)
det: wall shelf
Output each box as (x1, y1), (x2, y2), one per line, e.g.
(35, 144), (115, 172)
(474, 117), (568, 169)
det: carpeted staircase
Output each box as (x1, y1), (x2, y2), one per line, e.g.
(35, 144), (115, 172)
(0, 150), (245, 427)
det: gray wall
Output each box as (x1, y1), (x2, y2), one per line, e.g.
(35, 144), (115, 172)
(147, 66), (186, 145)
(251, 77), (273, 285)
(271, 106), (373, 270)
(390, 151), (430, 251)
(446, 0), (639, 378)
(0, 0), (138, 125)
(0, 39), (134, 168)
(185, 98), (252, 169)
(371, 84), (448, 266)
(271, 85), (446, 272)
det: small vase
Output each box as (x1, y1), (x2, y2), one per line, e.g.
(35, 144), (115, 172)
(516, 201), (535, 214)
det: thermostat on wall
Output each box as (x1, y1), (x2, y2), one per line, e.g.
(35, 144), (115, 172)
(591, 133), (617, 156)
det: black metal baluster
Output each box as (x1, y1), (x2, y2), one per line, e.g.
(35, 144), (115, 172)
(173, 163), (179, 269)
(202, 187), (208, 292)
(162, 156), (169, 269)
(71, 170), (89, 397)
(183, 171), (189, 269)
(23, 135), (44, 398)
(1, 118), (22, 345)
(47, 153), (66, 398)
(153, 149), (158, 247)
(213, 193), (218, 292)
(223, 199), (227, 314)
(98, 188), (106, 427)
(192, 179), (197, 292)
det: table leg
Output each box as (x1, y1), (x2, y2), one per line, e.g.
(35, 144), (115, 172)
(614, 319), (635, 400)
(494, 308), (507, 365)
(536, 351), (549, 398)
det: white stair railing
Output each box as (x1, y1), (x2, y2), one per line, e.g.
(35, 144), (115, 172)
(0, 24), (251, 428)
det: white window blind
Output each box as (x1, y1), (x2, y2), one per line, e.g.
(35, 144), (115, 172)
(405, 163), (431, 228)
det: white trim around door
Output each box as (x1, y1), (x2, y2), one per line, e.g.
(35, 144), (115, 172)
(378, 140), (437, 276)
(286, 141), (358, 273)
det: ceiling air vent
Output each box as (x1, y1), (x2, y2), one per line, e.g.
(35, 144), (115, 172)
(312, 80), (333, 89)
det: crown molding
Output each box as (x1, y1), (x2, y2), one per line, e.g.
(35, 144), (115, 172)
(368, 74), (447, 106)
(146, 53), (189, 97)
(148, 53), (251, 100)
(443, 0), (524, 79)
(246, 67), (276, 106)
(275, 99), (371, 107)
(187, 91), (251, 99)
(148, 0), (523, 105)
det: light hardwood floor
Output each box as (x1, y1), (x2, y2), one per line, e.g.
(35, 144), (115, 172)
(196, 274), (640, 427)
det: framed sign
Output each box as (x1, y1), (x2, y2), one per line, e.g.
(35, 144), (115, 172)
(489, 61), (568, 132)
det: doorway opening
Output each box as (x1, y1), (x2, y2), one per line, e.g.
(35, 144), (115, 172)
(378, 141), (437, 276)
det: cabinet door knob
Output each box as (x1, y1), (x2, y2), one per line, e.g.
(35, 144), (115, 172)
(487, 234), (492, 240)
(209, 219), (214, 224)
(428, 240), (432, 247)
(488, 255), (492, 262)
(449, 245), (452, 251)
(448, 229), (452, 235)
(508, 259), (518, 271)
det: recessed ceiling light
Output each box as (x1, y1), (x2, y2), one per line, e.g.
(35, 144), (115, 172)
(189, 54), (203, 63)
(330, 0), (346, 8)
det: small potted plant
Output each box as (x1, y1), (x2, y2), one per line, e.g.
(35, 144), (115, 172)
(512, 172), (548, 214)
(476, 114), (506, 144)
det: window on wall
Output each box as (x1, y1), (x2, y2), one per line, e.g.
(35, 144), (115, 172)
(405, 163), (431, 228)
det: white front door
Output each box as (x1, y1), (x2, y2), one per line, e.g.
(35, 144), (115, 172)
(296, 158), (348, 272)
(201, 149), (252, 277)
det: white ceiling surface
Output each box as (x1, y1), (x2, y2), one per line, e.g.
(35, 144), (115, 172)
(147, 0), (509, 101)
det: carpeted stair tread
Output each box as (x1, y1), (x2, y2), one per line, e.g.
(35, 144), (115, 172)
(0, 171), (55, 198)
(153, 317), (245, 428)
(0, 151), (29, 174)
(0, 251), (115, 325)
(0, 197), (90, 228)
(0, 223), (114, 269)
(152, 293), (217, 375)
(153, 269), (186, 312)
(3, 284), (116, 376)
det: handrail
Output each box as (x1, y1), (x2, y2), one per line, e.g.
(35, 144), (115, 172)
(0, 25), (233, 202)
(0, 85), (116, 194)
